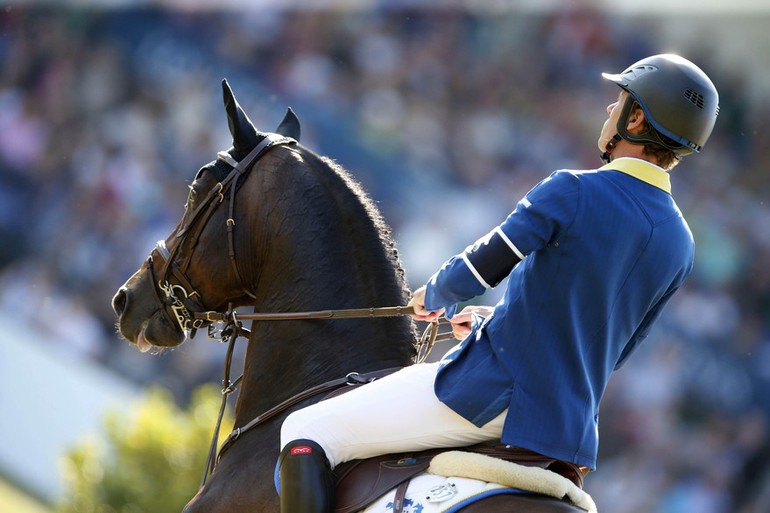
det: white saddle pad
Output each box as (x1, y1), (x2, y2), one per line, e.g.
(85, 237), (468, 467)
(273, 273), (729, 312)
(361, 473), (510, 513)
(360, 450), (598, 513)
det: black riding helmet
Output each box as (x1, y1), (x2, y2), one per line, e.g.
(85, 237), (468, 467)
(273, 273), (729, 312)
(601, 54), (719, 162)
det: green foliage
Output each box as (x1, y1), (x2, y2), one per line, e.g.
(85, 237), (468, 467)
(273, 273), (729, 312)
(58, 385), (233, 513)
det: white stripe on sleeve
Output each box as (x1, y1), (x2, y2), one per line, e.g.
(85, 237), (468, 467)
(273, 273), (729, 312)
(461, 253), (492, 289)
(494, 226), (525, 260)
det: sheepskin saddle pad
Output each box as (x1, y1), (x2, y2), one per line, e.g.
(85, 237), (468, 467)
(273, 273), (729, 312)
(357, 451), (597, 513)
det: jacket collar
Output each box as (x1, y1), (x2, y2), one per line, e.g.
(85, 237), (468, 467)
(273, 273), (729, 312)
(599, 157), (671, 194)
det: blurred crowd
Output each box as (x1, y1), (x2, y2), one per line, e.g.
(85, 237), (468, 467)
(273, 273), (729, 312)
(1, 5), (769, 512)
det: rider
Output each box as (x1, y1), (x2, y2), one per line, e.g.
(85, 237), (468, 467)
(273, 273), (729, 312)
(276, 54), (720, 512)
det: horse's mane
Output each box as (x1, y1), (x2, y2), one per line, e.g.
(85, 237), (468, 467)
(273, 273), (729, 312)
(302, 148), (410, 298)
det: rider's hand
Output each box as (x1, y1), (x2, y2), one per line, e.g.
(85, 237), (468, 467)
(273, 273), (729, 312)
(408, 285), (444, 322)
(448, 305), (495, 340)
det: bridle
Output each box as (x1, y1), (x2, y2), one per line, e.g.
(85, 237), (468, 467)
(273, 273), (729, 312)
(146, 133), (297, 337)
(141, 132), (454, 487)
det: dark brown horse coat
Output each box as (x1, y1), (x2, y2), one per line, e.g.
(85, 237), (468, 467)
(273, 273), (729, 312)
(112, 80), (589, 513)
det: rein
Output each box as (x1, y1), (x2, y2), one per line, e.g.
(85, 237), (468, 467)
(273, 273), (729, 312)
(195, 304), (417, 323)
(198, 306), (453, 488)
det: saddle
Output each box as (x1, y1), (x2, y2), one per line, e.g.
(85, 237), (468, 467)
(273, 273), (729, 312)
(332, 443), (589, 513)
(319, 372), (589, 513)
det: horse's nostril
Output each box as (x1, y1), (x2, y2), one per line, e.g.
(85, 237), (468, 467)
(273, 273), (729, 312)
(112, 288), (127, 316)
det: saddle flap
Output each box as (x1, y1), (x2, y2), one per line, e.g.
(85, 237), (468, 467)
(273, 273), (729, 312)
(333, 454), (433, 513)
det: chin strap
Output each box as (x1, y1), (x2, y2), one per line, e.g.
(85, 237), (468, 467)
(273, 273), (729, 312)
(600, 134), (622, 164)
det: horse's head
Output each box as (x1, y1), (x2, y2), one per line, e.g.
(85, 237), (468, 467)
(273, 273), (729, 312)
(112, 80), (300, 352)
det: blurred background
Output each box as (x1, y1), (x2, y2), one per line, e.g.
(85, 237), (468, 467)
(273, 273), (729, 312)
(1, 1), (769, 512)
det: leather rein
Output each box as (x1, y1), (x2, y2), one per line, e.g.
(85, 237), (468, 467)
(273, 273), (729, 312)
(140, 132), (452, 487)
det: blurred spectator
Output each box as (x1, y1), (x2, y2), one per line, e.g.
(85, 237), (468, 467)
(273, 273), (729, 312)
(0, 5), (768, 511)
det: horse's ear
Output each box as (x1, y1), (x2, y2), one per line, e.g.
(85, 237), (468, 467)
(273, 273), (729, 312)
(222, 79), (259, 154)
(276, 107), (301, 141)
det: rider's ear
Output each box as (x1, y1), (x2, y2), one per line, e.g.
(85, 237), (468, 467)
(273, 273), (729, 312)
(625, 104), (646, 135)
(222, 79), (259, 155)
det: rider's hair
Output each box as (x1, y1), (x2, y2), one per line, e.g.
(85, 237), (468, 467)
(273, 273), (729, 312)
(639, 115), (680, 170)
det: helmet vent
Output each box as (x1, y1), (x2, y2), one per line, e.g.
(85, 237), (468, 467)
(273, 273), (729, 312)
(621, 64), (657, 81)
(684, 88), (705, 109)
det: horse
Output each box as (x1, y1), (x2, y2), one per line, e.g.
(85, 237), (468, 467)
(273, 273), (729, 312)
(112, 80), (594, 513)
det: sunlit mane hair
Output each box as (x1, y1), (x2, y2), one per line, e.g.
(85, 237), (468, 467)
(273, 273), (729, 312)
(311, 152), (408, 286)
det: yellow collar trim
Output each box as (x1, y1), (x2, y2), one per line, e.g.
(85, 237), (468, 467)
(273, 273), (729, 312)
(599, 158), (671, 194)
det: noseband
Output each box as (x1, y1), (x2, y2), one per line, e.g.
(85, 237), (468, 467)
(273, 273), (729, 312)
(147, 239), (207, 334)
(146, 133), (297, 336)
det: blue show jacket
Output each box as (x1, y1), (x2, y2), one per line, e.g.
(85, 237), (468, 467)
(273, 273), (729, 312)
(425, 158), (694, 469)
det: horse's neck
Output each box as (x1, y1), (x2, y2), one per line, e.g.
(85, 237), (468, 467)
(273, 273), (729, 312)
(231, 158), (414, 425)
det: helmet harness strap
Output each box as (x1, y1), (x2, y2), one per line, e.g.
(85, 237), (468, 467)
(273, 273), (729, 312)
(600, 134), (622, 164)
(600, 95), (638, 164)
(600, 95), (688, 165)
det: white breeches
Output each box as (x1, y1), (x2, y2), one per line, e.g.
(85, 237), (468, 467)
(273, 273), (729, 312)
(280, 362), (506, 469)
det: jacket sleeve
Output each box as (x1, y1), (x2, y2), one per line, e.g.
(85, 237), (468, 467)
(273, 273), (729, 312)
(425, 171), (580, 313)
